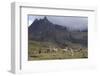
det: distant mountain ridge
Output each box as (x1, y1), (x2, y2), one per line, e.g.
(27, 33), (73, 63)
(28, 16), (68, 33)
(28, 16), (88, 47)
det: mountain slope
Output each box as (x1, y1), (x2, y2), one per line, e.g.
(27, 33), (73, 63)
(28, 16), (88, 47)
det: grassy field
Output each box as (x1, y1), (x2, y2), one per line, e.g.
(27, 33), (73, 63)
(28, 40), (88, 61)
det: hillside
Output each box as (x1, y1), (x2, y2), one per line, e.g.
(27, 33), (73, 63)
(28, 16), (88, 48)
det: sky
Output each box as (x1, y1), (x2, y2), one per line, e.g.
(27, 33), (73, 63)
(28, 15), (88, 30)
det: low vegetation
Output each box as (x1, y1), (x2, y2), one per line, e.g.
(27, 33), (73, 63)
(28, 40), (88, 61)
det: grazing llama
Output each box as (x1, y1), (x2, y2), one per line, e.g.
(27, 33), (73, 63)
(62, 47), (68, 52)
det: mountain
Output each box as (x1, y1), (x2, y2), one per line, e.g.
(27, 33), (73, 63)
(28, 16), (88, 47)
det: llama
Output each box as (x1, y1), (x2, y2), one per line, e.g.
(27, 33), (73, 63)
(62, 47), (68, 52)
(52, 48), (58, 52)
(69, 48), (74, 56)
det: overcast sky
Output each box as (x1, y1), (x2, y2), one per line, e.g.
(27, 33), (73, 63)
(28, 15), (88, 30)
